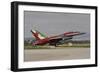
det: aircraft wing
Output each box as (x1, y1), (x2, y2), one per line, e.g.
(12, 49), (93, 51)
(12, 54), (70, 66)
(48, 35), (72, 46)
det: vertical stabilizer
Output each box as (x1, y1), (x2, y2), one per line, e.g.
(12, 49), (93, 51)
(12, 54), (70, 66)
(31, 29), (46, 40)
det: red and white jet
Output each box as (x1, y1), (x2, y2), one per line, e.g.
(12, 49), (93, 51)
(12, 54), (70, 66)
(31, 29), (85, 47)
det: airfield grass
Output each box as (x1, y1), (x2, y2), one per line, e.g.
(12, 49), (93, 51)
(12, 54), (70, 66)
(24, 43), (90, 49)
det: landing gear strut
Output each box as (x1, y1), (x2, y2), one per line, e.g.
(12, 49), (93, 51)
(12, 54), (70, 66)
(54, 43), (57, 47)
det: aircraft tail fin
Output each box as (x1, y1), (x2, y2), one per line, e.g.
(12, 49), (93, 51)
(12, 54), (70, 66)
(31, 29), (46, 40)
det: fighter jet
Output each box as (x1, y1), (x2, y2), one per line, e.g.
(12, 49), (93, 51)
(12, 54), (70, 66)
(31, 29), (85, 47)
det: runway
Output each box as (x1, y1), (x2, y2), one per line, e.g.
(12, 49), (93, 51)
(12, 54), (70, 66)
(24, 48), (90, 62)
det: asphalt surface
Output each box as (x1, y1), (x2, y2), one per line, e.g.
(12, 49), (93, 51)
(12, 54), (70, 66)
(24, 48), (90, 62)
